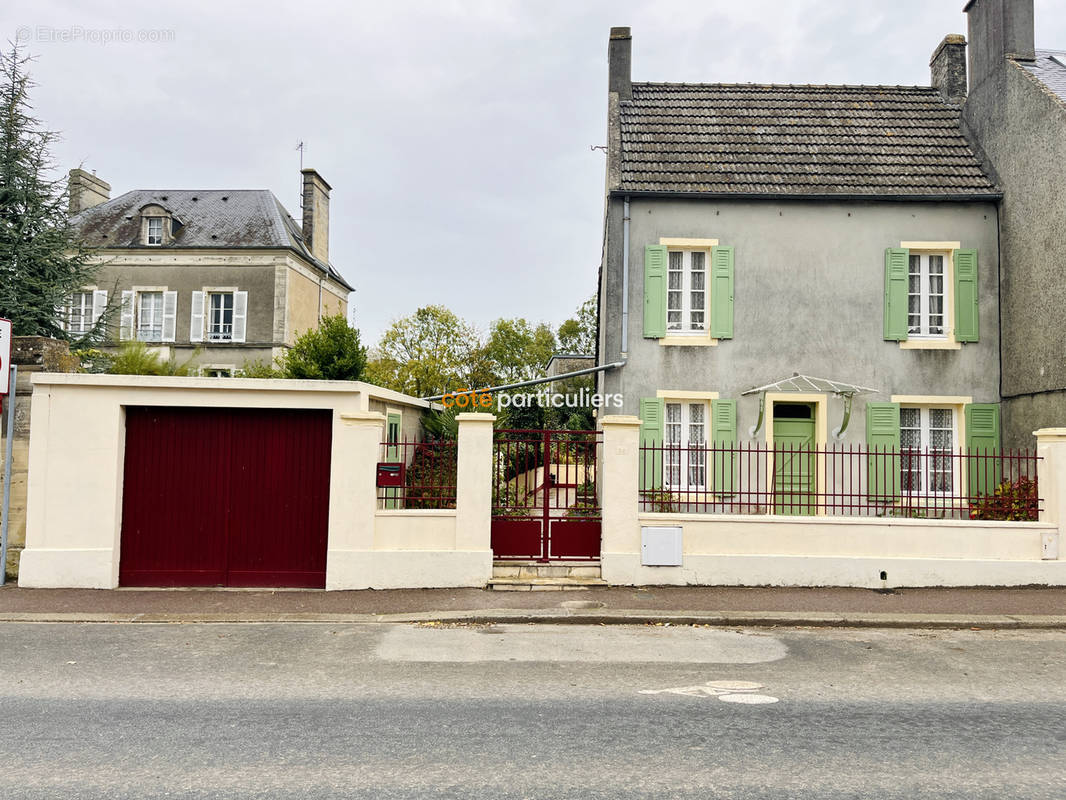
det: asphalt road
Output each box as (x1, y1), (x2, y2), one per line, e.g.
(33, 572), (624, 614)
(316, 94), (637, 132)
(1, 622), (1064, 799)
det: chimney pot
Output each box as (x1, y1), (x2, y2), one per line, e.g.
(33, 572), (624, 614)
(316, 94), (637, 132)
(930, 34), (968, 105)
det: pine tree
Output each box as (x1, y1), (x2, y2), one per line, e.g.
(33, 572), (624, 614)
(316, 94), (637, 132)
(0, 45), (101, 339)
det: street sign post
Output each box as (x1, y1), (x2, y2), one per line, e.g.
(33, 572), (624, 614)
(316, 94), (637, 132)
(0, 318), (12, 584)
(0, 318), (10, 397)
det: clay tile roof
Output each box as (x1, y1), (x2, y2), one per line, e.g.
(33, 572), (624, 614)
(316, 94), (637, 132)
(619, 83), (999, 197)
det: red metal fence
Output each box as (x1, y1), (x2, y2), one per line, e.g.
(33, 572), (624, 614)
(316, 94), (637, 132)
(638, 441), (1040, 520)
(378, 438), (457, 510)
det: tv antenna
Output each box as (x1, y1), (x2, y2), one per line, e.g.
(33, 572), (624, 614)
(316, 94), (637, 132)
(296, 140), (305, 211)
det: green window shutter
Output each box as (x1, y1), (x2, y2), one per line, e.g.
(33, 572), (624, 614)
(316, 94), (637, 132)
(385, 412), (403, 509)
(954, 249), (979, 342)
(866, 402), (901, 501)
(639, 397), (664, 491)
(711, 399), (737, 494)
(965, 403), (1001, 498)
(884, 248), (909, 341)
(710, 246), (734, 339)
(643, 245), (667, 338)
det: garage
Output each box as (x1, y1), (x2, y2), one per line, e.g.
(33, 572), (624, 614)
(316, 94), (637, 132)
(119, 406), (332, 588)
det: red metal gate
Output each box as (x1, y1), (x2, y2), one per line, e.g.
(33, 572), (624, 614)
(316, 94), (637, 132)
(491, 429), (601, 561)
(119, 406), (332, 588)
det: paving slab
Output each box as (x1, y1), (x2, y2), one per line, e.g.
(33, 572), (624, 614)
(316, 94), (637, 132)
(0, 584), (1064, 628)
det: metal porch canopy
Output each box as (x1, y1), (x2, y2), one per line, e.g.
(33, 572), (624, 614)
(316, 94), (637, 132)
(741, 374), (879, 439)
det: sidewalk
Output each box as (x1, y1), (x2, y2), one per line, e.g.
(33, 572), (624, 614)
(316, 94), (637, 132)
(1, 584), (1065, 628)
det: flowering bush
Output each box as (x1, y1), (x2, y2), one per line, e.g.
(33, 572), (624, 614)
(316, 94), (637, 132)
(969, 477), (1039, 521)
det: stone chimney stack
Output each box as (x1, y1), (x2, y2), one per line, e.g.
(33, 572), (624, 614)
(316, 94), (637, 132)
(931, 35), (968, 105)
(965, 0), (1035, 93)
(608, 26), (632, 102)
(606, 27), (632, 191)
(68, 168), (110, 214)
(301, 168), (331, 266)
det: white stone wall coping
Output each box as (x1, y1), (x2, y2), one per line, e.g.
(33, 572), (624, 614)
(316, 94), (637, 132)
(31, 373), (434, 408)
(637, 512), (1056, 530)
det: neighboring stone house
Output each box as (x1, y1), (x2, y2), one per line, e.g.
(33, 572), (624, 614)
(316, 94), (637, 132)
(958, 0), (1066, 448)
(596, 26), (1005, 499)
(65, 168), (352, 374)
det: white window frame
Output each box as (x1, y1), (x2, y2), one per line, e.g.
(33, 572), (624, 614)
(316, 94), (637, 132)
(200, 365), (235, 378)
(67, 291), (94, 335)
(907, 251), (948, 340)
(207, 291), (235, 341)
(666, 249), (709, 335)
(146, 216), (164, 246)
(191, 288), (247, 344)
(664, 400), (708, 491)
(136, 291), (165, 342)
(122, 287), (176, 343)
(899, 405), (959, 497)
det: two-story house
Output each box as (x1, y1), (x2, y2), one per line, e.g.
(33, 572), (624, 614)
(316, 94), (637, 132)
(957, 0), (1066, 449)
(65, 167), (352, 374)
(597, 26), (1004, 504)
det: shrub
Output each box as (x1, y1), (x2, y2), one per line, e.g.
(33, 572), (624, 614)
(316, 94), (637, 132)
(107, 341), (199, 376)
(642, 489), (679, 513)
(278, 314), (367, 381)
(969, 477), (1039, 521)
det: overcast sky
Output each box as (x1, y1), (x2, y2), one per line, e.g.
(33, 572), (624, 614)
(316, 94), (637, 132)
(4, 1), (1065, 345)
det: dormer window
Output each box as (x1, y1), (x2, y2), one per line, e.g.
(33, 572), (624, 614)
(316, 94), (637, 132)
(146, 217), (163, 245)
(139, 203), (174, 246)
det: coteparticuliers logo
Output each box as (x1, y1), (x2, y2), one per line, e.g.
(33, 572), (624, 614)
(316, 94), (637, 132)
(441, 387), (623, 410)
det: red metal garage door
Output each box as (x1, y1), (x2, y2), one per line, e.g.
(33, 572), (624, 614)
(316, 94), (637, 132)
(119, 407), (332, 588)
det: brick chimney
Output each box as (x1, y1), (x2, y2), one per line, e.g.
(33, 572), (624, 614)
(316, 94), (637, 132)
(300, 168), (331, 266)
(931, 35), (968, 105)
(965, 0), (1035, 93)
(68, 168), (110, 214)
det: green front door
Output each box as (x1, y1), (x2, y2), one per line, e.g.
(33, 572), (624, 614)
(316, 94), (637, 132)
(773, 404), (815, 516)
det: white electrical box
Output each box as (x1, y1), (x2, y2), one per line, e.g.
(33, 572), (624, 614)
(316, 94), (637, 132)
(1042, 532), (1059, 561)
(641, 526), (683, 566)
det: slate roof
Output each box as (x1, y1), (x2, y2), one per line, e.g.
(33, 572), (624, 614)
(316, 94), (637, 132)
(619, 83), (999, 197)
(73, 189), (352, 290)
(1018, 50), (1066, 105)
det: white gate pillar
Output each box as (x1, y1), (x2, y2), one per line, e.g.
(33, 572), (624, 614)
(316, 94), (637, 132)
(1035, 428), (1066, 559)
(325, 411), (385, 589)
(598, 415), (642, 582)
(455, 412), (495, 555)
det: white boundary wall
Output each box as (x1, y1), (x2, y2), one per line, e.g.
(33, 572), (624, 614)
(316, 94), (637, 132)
(599, 415), (1066, 588)
(17, 374), (493, 589)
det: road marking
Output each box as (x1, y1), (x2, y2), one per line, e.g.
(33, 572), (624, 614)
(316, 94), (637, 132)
(640, 679), (779, 705)
(378, 625), (788, 663)
(719, 693), (779, 704)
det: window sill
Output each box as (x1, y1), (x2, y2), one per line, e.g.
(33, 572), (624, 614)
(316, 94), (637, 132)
(659, 335), (718, 347)
(899, 339), (961, 350)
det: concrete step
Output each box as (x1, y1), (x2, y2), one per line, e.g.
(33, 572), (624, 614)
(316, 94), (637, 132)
(487, 577), (608, 592)
(492, 562), (602, 581)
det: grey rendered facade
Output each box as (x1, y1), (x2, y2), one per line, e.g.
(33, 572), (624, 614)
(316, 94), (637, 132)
(959, 0), (1066, 448)
(599, 196), (1002, 431)
(66, 169), (352, 374)
(597, 27), (1005, 457)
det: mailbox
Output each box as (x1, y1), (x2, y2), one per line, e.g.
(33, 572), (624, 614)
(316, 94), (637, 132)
(376, 462), (405, 488)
